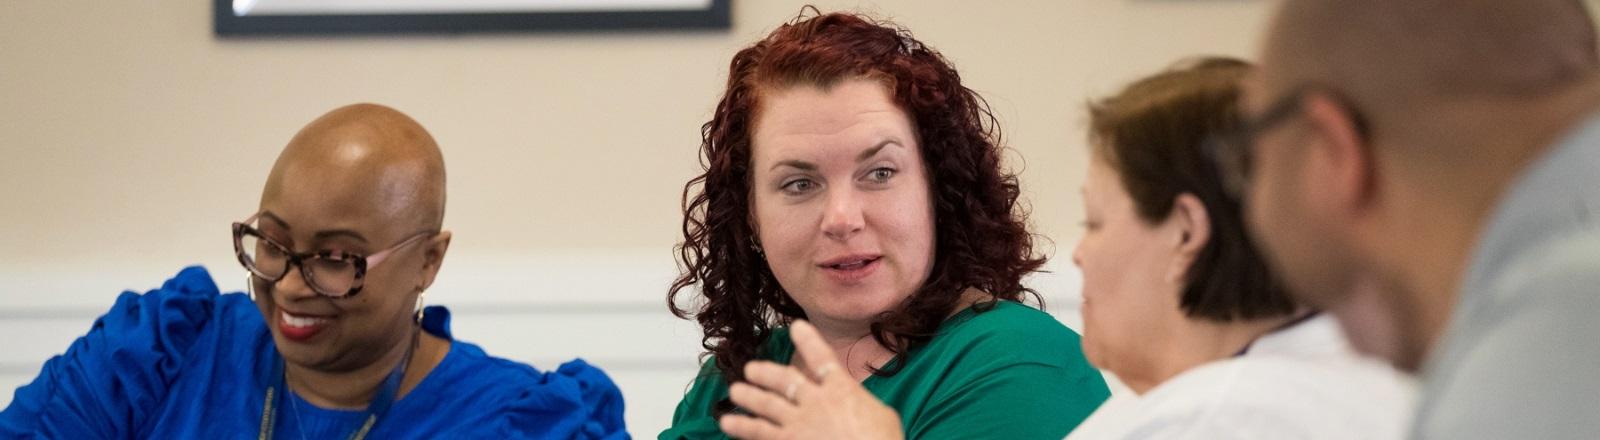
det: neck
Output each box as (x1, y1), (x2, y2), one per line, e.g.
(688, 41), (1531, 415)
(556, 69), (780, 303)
(284, 328), (449, 409)
(799, 289), (990, 381)
(808, 327), (892, 382)
(1123, 313), (1303, 395)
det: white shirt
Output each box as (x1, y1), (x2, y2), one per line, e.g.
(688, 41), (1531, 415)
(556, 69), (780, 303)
(1066, 315), (1416, 439)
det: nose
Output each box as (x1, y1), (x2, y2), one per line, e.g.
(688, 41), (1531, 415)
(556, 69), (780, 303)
(821, 187), (865, 241)
(273, 265), (320, 301)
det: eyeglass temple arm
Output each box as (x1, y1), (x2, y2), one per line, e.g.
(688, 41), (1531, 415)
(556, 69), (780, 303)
(363, 232), (434, 270)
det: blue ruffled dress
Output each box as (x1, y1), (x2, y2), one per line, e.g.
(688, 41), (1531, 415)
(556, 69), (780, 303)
(0, 266), (628, 439)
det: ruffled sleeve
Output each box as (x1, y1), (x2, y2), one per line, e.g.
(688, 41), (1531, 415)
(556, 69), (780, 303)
(0, 266), (222, 438)
(498, 359), (627, 439)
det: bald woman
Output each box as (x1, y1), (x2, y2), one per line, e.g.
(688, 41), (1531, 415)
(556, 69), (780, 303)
(0, 104), (627, 439)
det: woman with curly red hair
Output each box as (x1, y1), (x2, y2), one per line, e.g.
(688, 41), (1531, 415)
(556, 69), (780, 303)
(660, 9), (1109, 439)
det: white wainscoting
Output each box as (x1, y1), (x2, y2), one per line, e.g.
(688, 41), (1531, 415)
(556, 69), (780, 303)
(0, 250), (1094, 436)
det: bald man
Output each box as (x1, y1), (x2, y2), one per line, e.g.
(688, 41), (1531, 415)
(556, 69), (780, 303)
(1225, 1), (1600, 438)
(0, 104), (627, 438)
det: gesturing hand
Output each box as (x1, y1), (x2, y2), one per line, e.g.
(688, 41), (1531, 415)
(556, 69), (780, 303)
(718, 320), (904, 440)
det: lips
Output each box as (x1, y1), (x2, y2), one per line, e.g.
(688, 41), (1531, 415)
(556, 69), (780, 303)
(818, 254), (882, 283)
(819, 254), (880, 268)
(277, 309), (333, 342)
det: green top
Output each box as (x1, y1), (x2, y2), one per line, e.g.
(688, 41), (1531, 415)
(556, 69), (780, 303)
(660, 301), (1110, 439)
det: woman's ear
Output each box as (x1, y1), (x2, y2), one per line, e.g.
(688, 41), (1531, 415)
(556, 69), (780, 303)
(1166, 194), (1212, 283)
(418, 230), (453, 291)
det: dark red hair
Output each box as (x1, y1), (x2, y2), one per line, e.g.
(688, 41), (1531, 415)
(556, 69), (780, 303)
(668, 8), (1044, 414)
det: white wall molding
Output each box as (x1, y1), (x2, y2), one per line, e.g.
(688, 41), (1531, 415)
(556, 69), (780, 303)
(0, 249), (1085, 434)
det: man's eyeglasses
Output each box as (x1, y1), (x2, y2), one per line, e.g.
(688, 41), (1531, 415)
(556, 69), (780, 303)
(232, 213), (434, 298)
(1205, 84), (1370, 199)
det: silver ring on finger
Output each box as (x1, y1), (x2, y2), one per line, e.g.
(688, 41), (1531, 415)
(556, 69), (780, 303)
(814, 364), (838, 379)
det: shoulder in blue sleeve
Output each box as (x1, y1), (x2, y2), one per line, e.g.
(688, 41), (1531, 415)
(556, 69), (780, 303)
(499, 359), (628, 439)
(0, 266), (223, 438)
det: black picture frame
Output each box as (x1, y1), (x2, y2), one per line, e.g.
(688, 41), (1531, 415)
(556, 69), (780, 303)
(214, 0), (731, 36)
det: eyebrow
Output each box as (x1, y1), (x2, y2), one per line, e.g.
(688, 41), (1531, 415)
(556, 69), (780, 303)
(768, 139), (901, 172)
(856, 140), (895, 162)
(259, 211), (290, 231)
(314, 230), (369, 244)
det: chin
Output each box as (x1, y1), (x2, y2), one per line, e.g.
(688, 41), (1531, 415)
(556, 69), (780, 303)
(807, 294), (903, 325)
(1392, 345), (1428, 373)
(1081, 338), (1108, 369)
(1323, 274), (1417, 367)
(271, 331), (336, 367)
(812, 305), (893, 325)
(1079, 320), (1119, 367)
(271, 333), (312, 359)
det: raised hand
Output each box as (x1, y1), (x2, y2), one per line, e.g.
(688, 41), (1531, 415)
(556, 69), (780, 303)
(719, 320), (904, 440)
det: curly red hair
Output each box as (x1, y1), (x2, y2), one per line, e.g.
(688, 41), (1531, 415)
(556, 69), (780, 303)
(668, 8), (1044, 414)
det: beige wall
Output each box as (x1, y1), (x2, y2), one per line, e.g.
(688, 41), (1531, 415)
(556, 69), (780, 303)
(0, 0), (1271, 275)
(0, 0), (1276, 434)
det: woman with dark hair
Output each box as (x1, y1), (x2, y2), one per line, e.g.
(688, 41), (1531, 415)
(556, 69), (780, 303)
(660, 9), (1109, 440)
(692, 55), (1420, 439)
(1067, 57), (1414, 438)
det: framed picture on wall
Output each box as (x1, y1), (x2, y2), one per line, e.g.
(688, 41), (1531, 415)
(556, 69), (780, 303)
(214, 0), (731, 36)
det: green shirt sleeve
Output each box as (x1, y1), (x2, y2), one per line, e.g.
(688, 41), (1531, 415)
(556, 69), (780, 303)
(909, 361), (1108, 439)
(660, 359), (732, 440)
(900, 303), (1110, 439)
